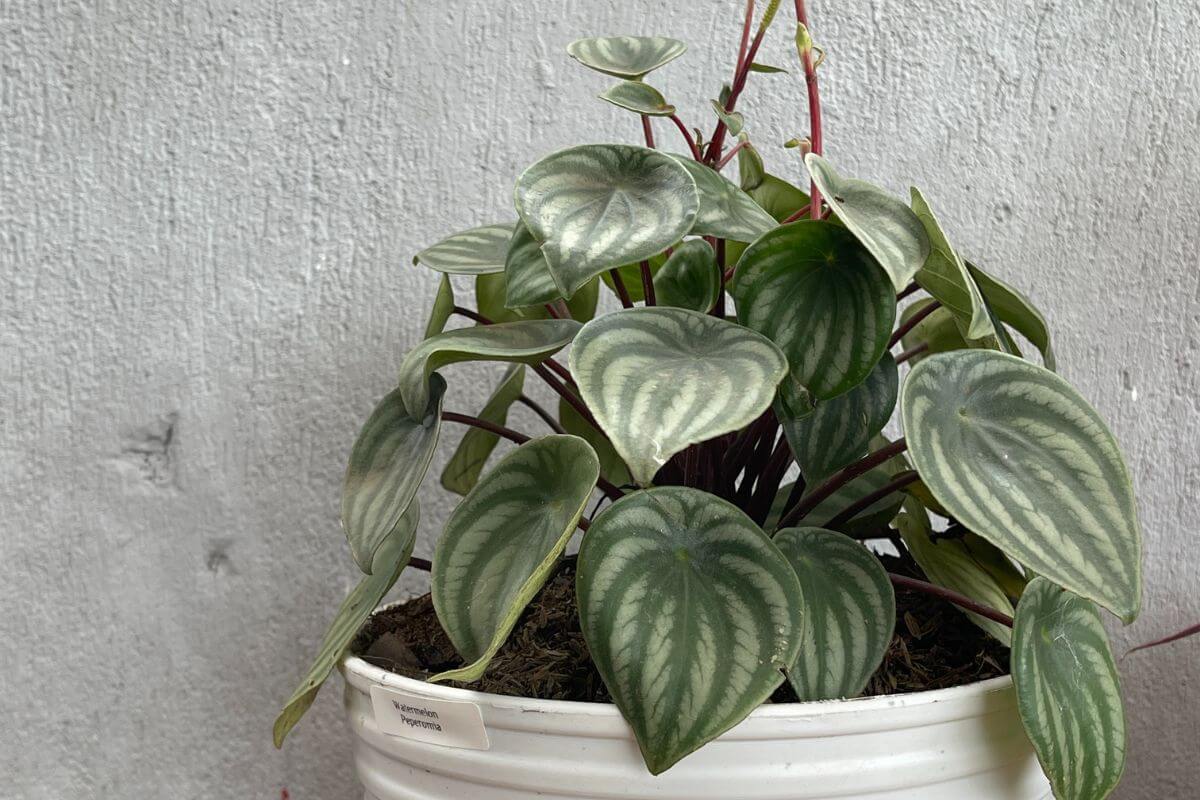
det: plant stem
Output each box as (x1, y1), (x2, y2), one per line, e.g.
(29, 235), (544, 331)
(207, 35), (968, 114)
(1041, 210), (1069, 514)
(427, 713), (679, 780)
(640, 261), (657, 305)
(544, 303), (562, 319)
(896, 281), (920, 301)
(408, 556), (433, 572)
(1126, 621), (1200, 656)
(531, 363), (592, 425)
(641, 114), (656, 148)
(705, 17), (768, 164)
(777, 437), (908, 529)
(888, 573), (1014, 628)
(517, 394), (567, 434)
(713, 238), (728, 317)
(825, 469), (919, 529)
(889, 300), (942, 348)
(452, 305), (492, 325)
(670, 114), (703, 160)
(716, 139), (748, 170)
(608, 268), (634, 308)
(894, 341), (929, 365)
(793, 0), (824, 220)
(781, 202), (814, 224)
(748, 435), (794, 523)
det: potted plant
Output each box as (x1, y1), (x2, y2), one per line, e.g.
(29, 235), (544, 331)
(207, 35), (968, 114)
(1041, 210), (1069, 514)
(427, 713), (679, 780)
(274, 2), (1157, 798)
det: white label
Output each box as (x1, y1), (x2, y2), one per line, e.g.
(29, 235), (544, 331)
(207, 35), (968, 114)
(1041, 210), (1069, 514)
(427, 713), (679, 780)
(370, 685), (490, 751)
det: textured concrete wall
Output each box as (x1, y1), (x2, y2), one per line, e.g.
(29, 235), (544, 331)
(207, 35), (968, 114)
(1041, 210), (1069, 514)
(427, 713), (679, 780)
(1, 0), (1196, 797)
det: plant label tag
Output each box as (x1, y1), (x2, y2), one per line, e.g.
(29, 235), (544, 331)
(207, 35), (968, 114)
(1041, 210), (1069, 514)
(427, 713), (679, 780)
(369, 685), (490, 751)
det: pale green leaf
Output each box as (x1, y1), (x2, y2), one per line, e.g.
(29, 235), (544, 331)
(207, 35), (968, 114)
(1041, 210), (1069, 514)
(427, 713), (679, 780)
(557, 397), (632, 487)
(737, 139), (766, 191)
(424, 274), (455, 339)
(1013, 578), (1126, 800)
(670, 154), (777, 242)
(734, 220), (896, 401)
(727, 171), (811, 266)
(397, 319), (579, 417)
(775, 526), (895, 699)
(902, 350), (1142, 621)
(431, 436), (599, 682)
(911, 187), (995, 341)
(566, 36), (687, 79)
(899, 299), (970, 363)
(570, 307), (788, 485)
(477, 270), (598, 324)
(577, 487), (803, 774)
(653, 239), (720, 312)
(273, 503), (419, 747)
(342, 377), (444, 573)
(600, 80), (675, 116)
(894, 497), (1015, 644)
(805, 154), (929, 291)
(440, 366), (525, 495)
(414, 223), (513, 275)
(748, 62), (788, 74)
(515, 144), (699, 297)
(710, 99), (744, 136)
(970, 262), (1056, 370)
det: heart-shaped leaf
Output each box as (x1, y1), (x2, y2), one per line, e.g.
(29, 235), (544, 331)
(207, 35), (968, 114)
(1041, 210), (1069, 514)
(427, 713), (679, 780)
(501, 222), (567, 310)
(653, 239), (721, 312)
(274, 503), (419, 747)
(440, 366), (525, 495)
(424, 275), (455, 339)
(774, 526), (895, 700)
(558, 397), (632, 487)
(398, 319), (580, 416)
(342, 377), (444, 573)
(413, 223), (513, 275)
(893, 497), (1015, 645)
(970, 262), (1056, 370)
(570, 307), (788, 485)
(902, 350), (1142, 621)
(515, 144), (699, 297)
(670, 155), (777, 242)
(599, 80), (675, 116)
(790, 465), (905, 536)
(910, 188), (995, 341)
(431, 435), (599, 682)
(1013, 577), (1126, 800)
(779, 353), (898, 485)
(566, 36), (687, 79)
(577, 487), (803, 774)
(734, 220), (896, 402)
(806, 154), (928, 291)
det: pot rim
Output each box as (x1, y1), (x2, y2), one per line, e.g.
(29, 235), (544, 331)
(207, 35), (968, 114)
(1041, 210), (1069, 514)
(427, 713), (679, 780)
(341, 601), (1014, 724)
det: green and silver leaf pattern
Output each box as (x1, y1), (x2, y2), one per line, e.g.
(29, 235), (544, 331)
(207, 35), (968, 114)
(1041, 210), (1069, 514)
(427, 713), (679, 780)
(431, 436), (599, 683)
(599, 80), (675, 116)
(911, 187), (995, 341)
(273, 503), (419, 747)
(397, 319), (580, 417)
(779, 353), (898, 485)
(342, 377), (444, 573)
(774, 526), (895, 700)
(413, 223), (513, 275)
(1013, 578), (1126, 800)
(515, 144), (699, 297)
(566, 36), (687, 79)
(670, 155), (777, 243)
(806, 154), (929, 291)
(894, 497), (1015, 645)
(440, 366), (525, 496)
(577, 487), (803, 775)
(570, 307), (788, 486)
(902, 350), (1142, 621)
(500, 222), (564, 310)
(734, 221), (896, 401)
(424, 274), (455, 339)
(653, 239), (720, 312)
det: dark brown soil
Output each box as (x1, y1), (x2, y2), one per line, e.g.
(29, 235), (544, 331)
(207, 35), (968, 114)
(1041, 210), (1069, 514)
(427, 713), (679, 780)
(353, 557), (1008, 703)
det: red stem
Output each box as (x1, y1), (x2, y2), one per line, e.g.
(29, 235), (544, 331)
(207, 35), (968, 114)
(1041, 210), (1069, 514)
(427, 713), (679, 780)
(778, 438), (908, 529)
(889, 573), (1015, 628)
(641, 115), (656, 149)
(670, 114), (703, 160)
(889, 300), (943, 348)
(640, 261), (657, 305)
(896, 281), (920, 301)
(1126, 621), (1200, 656)
(608, 268), (634, 308)
(517, 394), (567, 434)
(895, 341), (930, 365)
(781, 202), (814, 225)
(826, 470), (919, 529)
(794, 0), (824, 219)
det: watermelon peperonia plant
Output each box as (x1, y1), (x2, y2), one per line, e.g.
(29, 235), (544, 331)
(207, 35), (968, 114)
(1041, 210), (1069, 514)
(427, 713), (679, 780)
(274, 3), (1157, 797)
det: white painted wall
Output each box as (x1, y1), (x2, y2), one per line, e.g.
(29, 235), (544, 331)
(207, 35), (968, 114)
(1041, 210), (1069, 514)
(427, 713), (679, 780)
(2, 1), (1196, 797)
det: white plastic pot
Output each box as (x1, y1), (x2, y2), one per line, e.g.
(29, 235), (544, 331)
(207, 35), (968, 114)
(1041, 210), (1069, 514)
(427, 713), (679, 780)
(341, 635), (1051, 800)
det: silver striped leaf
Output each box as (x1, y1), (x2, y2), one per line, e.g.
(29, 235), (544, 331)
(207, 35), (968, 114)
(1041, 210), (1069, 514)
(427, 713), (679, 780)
(397, 318), (580, 417)
(558, 397), (632, 487)
(342, 377), (444, 573)
(902, 350), (1142, 622)
(273, 503), (419, 747)
(653, 239), (721, 312)
(569, 307), (788, 486)
(911, 188), (995, 341)
(576, 487), (803, 774)
(893, 497), (1015, 645)
(1013, 577), (1126, 800)
(502, 221), (560, 309)
(440, 365), (525, 496)
(431, 435), (599, 683)
(774, 526), (895, 700)
(599, 80), (676, 116)
(733, 220), (896, 401)
(791, 464), (905, 537)
(515, 144), (699, 298)
(566, 36), (687, 79)
(669, 155), (778, 243)
(413, 222), (513, 275)
(969, 262), (1057, 370)
(805, 154), (929, 291)
(778, 353), (898, 486)
(424, 274), (455, 339)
